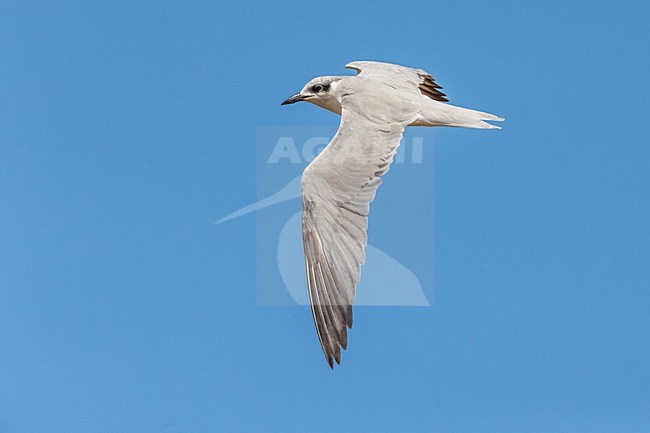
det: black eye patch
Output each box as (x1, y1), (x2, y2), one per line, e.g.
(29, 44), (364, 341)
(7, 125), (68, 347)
(311, 84), (330, 93)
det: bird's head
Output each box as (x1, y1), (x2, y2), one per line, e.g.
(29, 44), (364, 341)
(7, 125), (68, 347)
(281, 76), (343, 115)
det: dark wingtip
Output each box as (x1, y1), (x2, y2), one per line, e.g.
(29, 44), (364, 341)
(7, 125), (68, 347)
(334, 347), (341, 365)
(419, 73), (449, 103)
(346, 305), (353, 328)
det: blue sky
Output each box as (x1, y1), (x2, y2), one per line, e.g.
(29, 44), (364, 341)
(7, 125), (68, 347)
(1, 1), (649, 432)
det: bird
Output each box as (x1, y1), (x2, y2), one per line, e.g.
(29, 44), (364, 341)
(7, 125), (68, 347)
(281, 60), (503, 368)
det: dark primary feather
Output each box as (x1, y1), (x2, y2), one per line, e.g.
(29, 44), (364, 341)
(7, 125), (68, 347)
(418, 73), (449, 102)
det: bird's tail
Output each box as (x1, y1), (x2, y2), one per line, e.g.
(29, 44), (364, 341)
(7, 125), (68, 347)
(413, 102), (504, 129)
(448, 105), (504, 129)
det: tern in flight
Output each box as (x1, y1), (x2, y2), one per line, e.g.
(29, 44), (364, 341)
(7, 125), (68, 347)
(281, 61), (503, 368)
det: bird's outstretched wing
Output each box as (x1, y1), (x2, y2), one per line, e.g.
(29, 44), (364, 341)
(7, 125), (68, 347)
(346, 60), (449, 103)
(301, 84), (418, 367)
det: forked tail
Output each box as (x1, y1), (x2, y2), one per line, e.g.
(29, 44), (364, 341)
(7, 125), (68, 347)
(448, 105), (504, 129)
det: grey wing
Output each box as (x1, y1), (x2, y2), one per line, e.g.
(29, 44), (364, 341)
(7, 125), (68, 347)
(346, 60), (449, 103)
(301, 90), (417, 367)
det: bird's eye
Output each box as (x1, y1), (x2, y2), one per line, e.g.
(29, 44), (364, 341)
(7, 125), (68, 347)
(312, 85), (324, 93)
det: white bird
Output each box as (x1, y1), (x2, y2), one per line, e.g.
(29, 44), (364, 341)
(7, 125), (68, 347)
(281, 61), (503, 368)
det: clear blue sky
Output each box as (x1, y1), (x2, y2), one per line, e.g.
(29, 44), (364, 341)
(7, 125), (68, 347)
(1, 1), (649, 432)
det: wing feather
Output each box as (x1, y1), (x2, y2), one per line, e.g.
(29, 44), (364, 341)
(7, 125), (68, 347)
(346, 60), (449, 103)
(301, 85), (417, 367)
